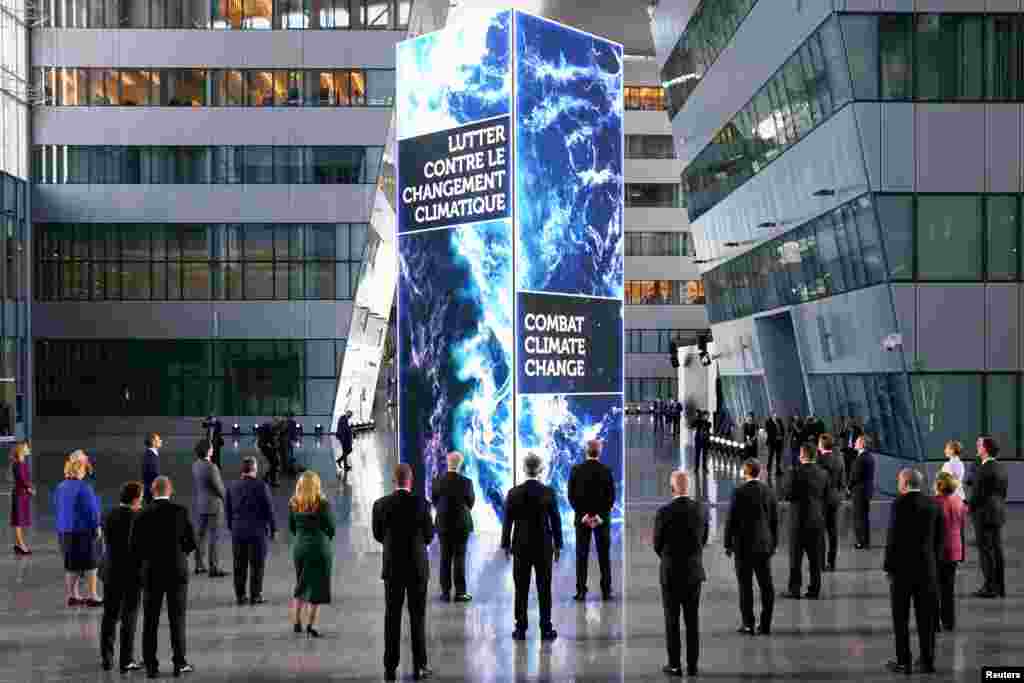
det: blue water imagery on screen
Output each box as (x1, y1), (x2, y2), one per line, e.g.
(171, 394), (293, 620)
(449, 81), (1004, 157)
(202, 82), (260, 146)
(396, 10), (511, 141)
(398, 219), (513, 532)
(515, 12), (624, 298)
(517, 394), (624, 538)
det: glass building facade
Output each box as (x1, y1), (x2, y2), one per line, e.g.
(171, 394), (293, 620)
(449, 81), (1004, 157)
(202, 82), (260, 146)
(0, 172), (29, 439)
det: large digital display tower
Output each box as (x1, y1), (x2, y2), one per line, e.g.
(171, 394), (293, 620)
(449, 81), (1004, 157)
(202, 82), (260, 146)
(396, 10), (624, 533)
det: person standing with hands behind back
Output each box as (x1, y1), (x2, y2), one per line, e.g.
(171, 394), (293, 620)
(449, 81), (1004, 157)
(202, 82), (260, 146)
(968, 436), (1008, 598)
(501, 453), (562, 642)
(568, 439), (615, 602)
(99, 481), (144, 673)
(431, 452), (475, 603)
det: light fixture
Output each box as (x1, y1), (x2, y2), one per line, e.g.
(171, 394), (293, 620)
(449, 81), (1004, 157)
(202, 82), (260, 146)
(314, 424), (323, 436)
(813, 188), (836, 197)
(231, 424), (240, 437)
(757, 221), (779, 229)
(723, 241), (741, 247)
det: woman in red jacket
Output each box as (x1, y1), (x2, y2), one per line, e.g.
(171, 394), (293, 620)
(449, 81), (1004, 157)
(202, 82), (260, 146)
(10, 441), (33, 555)
(934, 471), (966, 631)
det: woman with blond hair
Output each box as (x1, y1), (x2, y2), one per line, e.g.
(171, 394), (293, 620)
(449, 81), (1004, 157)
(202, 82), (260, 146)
(934, 471), (967, 632)
(940, 441), (965, 499)
(10, 441), (34, 555)
(53, 457), (103, 607)
(289, 471), (335, 637)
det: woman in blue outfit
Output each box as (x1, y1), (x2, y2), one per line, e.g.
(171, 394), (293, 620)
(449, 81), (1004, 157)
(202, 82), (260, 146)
(53, 457), (103, 607)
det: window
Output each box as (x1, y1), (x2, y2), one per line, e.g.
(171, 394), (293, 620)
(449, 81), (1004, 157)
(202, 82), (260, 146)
(624, 86), (665, 111)
(916, 196), (982, 281)
(624, 280), (703, 305)
(624, 232), (691, 257)
(912, 374), (983, 460)
(626, 377), (678, 403)
(625, 183), (684, 208)
(625, 135), (675, 160)
(915, 15), (984, 101)
(875, 194), (913, 281)
(987, 196), (1020, 281)
(880, 14), (914, 100)
(625, 330), (703, 354)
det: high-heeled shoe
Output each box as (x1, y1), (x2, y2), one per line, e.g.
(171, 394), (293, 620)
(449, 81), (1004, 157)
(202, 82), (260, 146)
(306, 625), (321, 638)
(13, 545), (27, 556)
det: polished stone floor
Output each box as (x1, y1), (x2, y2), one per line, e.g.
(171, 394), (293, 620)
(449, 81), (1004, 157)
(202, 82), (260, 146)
(0, 413), (1019, 681)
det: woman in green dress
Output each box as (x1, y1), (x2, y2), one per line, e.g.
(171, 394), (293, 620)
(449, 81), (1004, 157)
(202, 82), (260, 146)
(289, 471), (335, 637)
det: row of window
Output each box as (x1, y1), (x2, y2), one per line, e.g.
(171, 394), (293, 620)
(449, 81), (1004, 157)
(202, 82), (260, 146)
(626, 329), (703, 355)
(1, 0), (28, 179)
(37, 0), (409, 30)
(625, 377), (679, 403)
(625, 183), (685, 209)
(703, 194), (887, 324)
(625, 280), (705, 306)
(36, 338), (347, 417)
(842, 14), (1024, 102)
(0, 173), (27, 304)
(660, 0), (758, 119)
(35, 222), (368, 301)
(36, 67), (395, 108)
(33, 145), (383, 184)
(624, 86), (666, 111)
(624, 231), (692, 257)
(625, 135), (676, 160)
(683, 17), (850, 222)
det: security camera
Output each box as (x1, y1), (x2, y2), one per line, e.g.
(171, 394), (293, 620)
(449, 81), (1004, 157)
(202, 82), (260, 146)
(882, 333), (903, 352)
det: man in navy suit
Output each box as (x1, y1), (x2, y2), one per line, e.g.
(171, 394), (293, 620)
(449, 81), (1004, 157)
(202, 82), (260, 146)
(850, 434), (877, 549)
(141, 433), (162, 505)
(225, 457), (276, 605)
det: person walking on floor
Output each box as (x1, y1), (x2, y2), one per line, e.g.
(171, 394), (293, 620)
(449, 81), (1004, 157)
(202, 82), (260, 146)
(289, 471), (335, 638)
(941, 440), (966, 499)
(568, 439), (616, 602)
(141, 434), (162, 505)
(10, 441), (34, 555)
(54, 456), (103, 607)
(225, 457), (276, 606)
(654, 470), (708, 678)
(782, 445), (828, 600)
(130, 476), (197, 678)
(764, 414), (785, 479)
(501, 452), (563, 643)
(884, 468), (944, 675)
(724, 459), (778, 636)
(99, 481), (144, 673)
(373, 463), (434, 681)
(336, 410), (354, 476)
(191, 439), (228, 578)
(430, 451), (474, 603)
(849, 434), (877, 550)
(933, 471), (966, 632)
(968, 436), (1008, 599)
(817, 434), (845, 572)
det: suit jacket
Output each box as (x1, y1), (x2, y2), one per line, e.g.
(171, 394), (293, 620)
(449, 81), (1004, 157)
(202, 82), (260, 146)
(849, 449), (876, 500)
(191, 459), (226, 518)
(500, 479), (563, 557)
(372, 489), (434, 583)
(654, 496), (709, 586)
(724, 479), (778, 557)
(141, 448), (159, 501)
(336, 415), (354, 454)
(818, 450), (846, 507)
(742, 422), (758, 445)
(101, 504), (138, 585)
(934, 494), (967, 563)
(225, 477), (276, 540)
(968, 458), (1009, 528)
(764, 418), (784, 445)
(431, 471), (475, 537)
(784, 463), (829, 532)
(567, 459), (615, 526)
(130, 499), (197, 587)
(884, 491), (944, 584)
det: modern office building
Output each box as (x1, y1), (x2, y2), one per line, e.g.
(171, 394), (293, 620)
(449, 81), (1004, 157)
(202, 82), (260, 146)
(27, 1), (407, 440)
(653, 0), (1024, 491)
(623, 57), (707, 411)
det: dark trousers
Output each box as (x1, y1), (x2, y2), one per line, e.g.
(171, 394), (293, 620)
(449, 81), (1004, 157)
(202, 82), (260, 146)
(438, 533), (469, 596)
(100, 579), (140, 667)
(937, 561), (958, 630)
(513, 552), (553, 632)
(852, 494), (871, 547)
(693, 442), (706, 472)
(735, 553), (774, 630)
(260, 446), (279, 482)
(383, 578), (427, 672)
(842, 449), (856, 488)
(822, 504), (839, 568)
(767, 442), (783, 474)
(232, 536), (268, 600)
(788, 528), (823, 596)
(890, 578), (936, 669)
(142, 582), (187, 670)
(976, 522), (1006, 595)
(575, 522), (611, 596)
(661, 580), (701, 672)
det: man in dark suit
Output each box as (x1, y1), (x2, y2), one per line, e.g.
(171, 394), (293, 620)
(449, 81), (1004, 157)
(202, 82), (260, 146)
(842, 418), (863, 489)
(764, 414), (785, 478)
(225, 457), (276, 606)
(969, 435), (1009, 598)
(742, 413), (758, 461)
(817, 434), (846, 572)
(130, 476), (197, 679)
(430, 451), (475, 603)
(693, 411), (710, 473)
(724, 459), (778, 636)
(372, 464), (434, 682)
(654, 470), (708, 677)
(256, 421), (280, 487)
(782, 445), (828, 599)
(203, 416), (224, 469)
(100, 481), (144, 673)
(568, 439), (616, 601)
(336, 410), (354, 475)
(849, 434), (877, 549)
(884, 468), (944, 674)
(141, 433), (162, 505)
(501, 452), (563, 642)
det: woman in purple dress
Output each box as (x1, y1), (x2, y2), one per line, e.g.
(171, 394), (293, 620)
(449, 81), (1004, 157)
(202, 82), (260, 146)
(10, 441), (33, 555)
